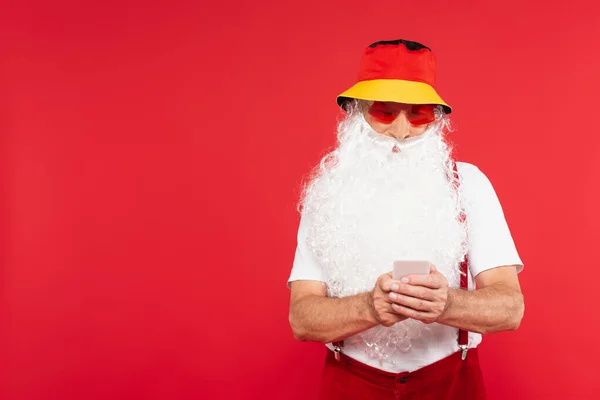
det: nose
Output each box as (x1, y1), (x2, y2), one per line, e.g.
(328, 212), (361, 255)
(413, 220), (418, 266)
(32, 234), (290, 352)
(388, 110), (411, 140)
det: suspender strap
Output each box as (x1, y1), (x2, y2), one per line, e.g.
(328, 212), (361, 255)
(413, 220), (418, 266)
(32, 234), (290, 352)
(454, 161), (470, 357)
(458, 256), (469, 347)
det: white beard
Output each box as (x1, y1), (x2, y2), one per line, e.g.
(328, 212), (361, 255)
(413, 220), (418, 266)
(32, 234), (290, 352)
(301, 111), (467, 364)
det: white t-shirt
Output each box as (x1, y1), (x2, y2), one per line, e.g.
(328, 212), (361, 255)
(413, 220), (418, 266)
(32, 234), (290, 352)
(287, 162), (524, 373)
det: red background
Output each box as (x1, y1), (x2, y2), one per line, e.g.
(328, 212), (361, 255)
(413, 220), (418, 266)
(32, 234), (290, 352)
(2, 1), (599, 399)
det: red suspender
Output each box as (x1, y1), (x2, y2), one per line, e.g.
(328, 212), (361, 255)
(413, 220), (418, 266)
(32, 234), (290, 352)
(458, 256), (470, 357)
(454, 162), (470, 359)
(332, 161), (470, 361)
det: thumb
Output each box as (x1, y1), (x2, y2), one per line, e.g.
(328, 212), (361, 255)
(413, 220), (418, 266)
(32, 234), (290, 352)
(379, 272), (394, 291)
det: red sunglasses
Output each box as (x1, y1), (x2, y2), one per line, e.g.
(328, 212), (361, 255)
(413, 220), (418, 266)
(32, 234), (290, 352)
(368, 101), (436, 126)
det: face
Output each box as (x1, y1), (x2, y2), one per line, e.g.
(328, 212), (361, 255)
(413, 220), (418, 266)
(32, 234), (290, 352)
(361, 101), (435, 140)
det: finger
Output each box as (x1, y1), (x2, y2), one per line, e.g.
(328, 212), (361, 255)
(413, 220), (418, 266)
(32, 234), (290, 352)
(391, 283), (436, 301)
(428, 266), (446, 279)
(385, 304), (409, 322)
(402, 273), (444, 289)
(380, 274), (403, 292)
(389, 292), (435, 312)
(390, 303), (435, 322)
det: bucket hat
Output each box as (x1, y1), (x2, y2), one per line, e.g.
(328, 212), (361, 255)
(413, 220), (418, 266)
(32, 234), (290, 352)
(337, 39), (451, 114)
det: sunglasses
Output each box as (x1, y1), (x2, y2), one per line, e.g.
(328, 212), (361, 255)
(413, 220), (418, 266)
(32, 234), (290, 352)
(368, 101), (436, 126)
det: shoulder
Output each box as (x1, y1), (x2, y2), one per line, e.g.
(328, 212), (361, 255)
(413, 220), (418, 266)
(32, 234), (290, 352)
(456, 162), (492, 188)
(456, 161), (483, 179)
(455, 161), (498, 203)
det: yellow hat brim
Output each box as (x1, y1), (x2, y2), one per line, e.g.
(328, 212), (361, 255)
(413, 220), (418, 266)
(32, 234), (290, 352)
(337, 79), (452, 114)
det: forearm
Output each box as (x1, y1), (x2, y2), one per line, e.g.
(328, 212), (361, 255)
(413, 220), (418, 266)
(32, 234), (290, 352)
(289, 292), (378, 344)
(439, 283), (524, 334)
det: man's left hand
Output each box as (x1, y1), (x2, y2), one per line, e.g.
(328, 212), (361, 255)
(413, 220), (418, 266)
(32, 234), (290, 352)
(388, 265), (451, 324)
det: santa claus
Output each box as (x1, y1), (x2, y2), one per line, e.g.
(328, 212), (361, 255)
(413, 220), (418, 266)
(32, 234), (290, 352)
(288, 39), (524, 400)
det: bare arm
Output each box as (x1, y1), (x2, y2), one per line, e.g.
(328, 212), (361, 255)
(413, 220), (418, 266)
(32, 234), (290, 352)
(440, 266), (524, 334)
(289, 274), (406, 343)
(389, 265), (524, 334)
(289, 281), (376, 343)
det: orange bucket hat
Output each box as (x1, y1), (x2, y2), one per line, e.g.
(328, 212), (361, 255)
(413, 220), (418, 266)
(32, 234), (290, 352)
(337, 39), (451, 114)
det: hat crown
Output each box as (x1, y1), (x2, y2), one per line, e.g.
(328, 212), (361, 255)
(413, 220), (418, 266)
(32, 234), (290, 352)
(358, 40), (437, 87)
(336, 38), (451, 114)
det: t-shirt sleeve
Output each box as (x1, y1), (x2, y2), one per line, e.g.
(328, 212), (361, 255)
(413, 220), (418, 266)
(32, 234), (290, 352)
(287, 212), (326, 288)
(459, 163), (524, 278)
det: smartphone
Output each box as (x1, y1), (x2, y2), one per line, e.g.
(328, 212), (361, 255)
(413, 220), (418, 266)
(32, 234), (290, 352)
(392, 260), (432, 280)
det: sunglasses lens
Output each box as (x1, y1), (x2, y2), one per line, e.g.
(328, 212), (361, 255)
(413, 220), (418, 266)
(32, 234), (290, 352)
(368, 101), (402, 123)
(368, 102), (436, 125)
(407, 105), (436, 125)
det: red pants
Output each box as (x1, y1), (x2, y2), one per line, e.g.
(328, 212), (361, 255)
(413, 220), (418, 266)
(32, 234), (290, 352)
(318, 348), (487, 400)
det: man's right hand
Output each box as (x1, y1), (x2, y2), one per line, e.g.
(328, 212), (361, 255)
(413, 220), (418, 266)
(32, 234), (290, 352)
(366, 272), (408, 327)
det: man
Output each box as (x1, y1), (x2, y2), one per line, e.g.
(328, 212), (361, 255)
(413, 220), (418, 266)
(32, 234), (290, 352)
(287, 39), (525, 400)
